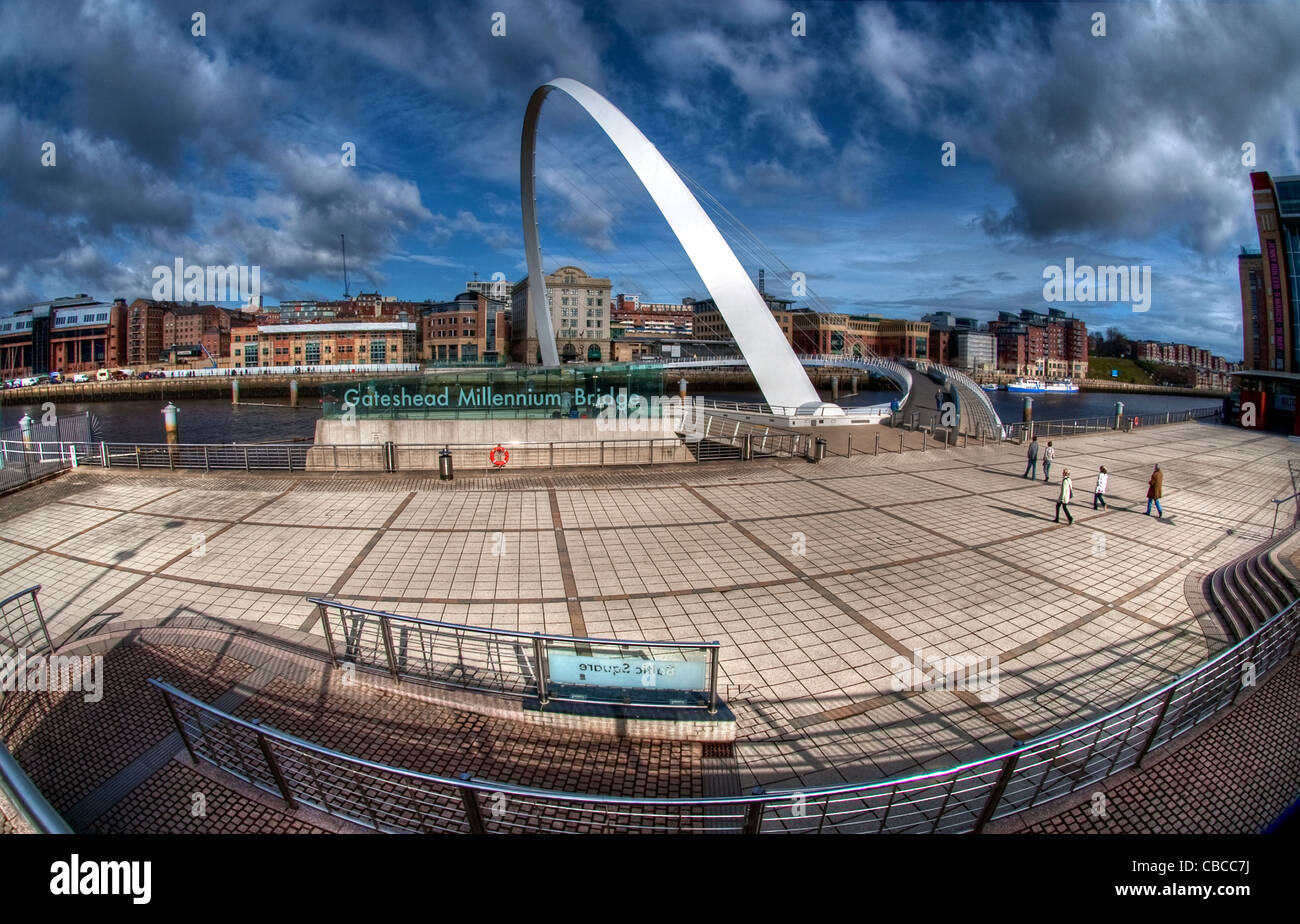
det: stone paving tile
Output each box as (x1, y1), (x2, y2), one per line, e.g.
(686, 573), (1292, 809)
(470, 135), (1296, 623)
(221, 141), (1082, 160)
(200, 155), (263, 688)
(52, 512), (215, 573)
(555, 486), (718, 528)
(987, 529), (1185, 603)
(389, 490), (551, 530)
(161, 523), (376, 593)
(341, 529), (564, 601)
(690, 479), (849, 519)
(564, 522), (792, 597)
(93, 578), (321, 636)
(52, 481), (180, 511)
(740, 508), (961, 576)
(0, 553), (149, 641)
(0, 537), (35, 573)
(819, 551), (1097, 663)
(2, 421), (1297, 796)
(342, 598), (575, 635)
(0, 502), (124, 548)
(132, 487), (283, 521)
(814, 472), (969, 506)
(246, 490), (407, 529)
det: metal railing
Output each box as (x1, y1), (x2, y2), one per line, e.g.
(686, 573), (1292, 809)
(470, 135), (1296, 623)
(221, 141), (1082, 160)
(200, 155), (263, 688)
(310, 597), (721, 713)
(0, 586), (73, 834)
(1001, 405), (1222, 442)
(141, 576), (1300, 834)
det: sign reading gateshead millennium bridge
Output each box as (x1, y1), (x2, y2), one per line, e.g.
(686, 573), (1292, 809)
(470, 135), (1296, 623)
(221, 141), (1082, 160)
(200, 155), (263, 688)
(321, 364), (665, 420)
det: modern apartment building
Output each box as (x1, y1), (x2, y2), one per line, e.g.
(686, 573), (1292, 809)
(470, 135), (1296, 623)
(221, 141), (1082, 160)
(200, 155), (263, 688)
(127, 298), (170, 366)
(987, 308), (1088, 377)
(1, 295), (126, 378)
(1240, 172), (1300, 372)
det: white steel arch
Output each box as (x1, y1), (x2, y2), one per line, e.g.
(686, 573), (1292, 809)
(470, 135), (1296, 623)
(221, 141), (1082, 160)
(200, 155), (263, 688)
(521, 77), (834, 414)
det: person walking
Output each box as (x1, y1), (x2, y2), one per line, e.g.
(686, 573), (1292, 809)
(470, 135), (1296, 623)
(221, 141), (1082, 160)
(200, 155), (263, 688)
(1055, 469), (1074, 523)
(1093, 466), (1109, 509)
(1024, 436), (1039, 479)
(1043, 441), (1056, 482)
(1146, 464), (1163, 517)
(935, 390), (944, 411)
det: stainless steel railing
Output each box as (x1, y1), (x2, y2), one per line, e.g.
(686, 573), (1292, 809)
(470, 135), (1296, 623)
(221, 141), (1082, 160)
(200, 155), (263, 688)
(145, 577), (1300, 834)
(0, 586), (74, 834)
(310, 597), (722, 713)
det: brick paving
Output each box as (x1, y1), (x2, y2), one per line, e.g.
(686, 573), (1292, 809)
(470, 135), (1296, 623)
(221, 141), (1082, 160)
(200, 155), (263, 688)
(85, 762), (330, 835)
(1, 420), (1296, 799)
(1019, 645), (1300, 833)
(2, 638), (703, 832)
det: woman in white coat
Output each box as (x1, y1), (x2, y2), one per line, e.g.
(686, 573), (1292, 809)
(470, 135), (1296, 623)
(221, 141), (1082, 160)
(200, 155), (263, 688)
(1054, 469), (1074, 524)
(1093, 466), (1109, 510)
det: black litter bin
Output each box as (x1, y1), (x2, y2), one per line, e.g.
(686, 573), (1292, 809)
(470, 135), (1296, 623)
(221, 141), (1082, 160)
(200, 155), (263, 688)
(438, 449), (453, 481)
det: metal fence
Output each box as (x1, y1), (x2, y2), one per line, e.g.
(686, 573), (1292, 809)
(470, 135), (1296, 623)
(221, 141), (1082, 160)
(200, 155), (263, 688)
(1002, 405), (1222, 442)
(0, 586), (73, 834)
(310, 597), (721, 713)
(143, 582), (1300, 834)
(0, 412), (97, 492)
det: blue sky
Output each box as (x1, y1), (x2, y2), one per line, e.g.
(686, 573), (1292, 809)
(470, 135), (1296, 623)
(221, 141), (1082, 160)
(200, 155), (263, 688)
(2, 0), (1299, 359)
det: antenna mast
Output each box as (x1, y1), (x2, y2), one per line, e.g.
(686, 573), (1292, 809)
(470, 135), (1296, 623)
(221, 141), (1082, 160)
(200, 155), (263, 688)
(341, 234), (350, 299)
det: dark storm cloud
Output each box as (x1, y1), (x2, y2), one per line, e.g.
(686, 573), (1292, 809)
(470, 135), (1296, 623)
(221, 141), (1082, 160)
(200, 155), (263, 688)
(854, 1), (1300, 254)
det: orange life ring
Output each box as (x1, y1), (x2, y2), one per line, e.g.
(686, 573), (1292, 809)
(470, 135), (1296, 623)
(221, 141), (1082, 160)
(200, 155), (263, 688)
(489, 445), (509, 467)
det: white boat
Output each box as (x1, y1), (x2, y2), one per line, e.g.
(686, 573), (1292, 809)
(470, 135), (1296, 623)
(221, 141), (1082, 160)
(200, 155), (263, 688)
(1006, 378), (1080, 394)
(1044, 379), (1080, 394)
(1006, 378), (1046, 393)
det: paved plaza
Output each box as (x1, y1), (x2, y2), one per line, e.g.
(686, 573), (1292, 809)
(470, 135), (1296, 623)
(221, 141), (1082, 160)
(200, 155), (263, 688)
(1, 419), (1297, 793)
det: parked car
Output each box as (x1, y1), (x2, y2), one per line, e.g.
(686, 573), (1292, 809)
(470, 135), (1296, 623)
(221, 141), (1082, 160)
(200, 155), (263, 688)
(95, 368), (111, 381)
(72, 372), (91, 383)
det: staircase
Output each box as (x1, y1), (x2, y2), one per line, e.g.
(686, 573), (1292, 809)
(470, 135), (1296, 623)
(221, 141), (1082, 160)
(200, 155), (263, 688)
(1201, 532), (1300, 645)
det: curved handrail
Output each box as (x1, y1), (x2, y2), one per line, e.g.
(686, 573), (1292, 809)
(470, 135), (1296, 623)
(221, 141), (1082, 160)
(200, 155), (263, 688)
(152, 576), (1300, 830)
(0, 743), (73, 833)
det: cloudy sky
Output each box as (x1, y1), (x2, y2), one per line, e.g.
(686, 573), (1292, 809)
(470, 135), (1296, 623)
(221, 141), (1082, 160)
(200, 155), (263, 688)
(2, 0), (1298, 359)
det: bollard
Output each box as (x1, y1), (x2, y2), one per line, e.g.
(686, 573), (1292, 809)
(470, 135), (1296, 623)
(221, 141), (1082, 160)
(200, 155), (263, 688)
(1113, 400), (1123, 431)
(900, 431), (904, 454)
(831, 376), (839, 401)
(874, 432), (879, 456)
(1022, 395), (1033, 426)
(851, 375), (859, 395)
(289, 379), (299, 408)
(231, 378), (240, 405)
(162, 402), (180, 446)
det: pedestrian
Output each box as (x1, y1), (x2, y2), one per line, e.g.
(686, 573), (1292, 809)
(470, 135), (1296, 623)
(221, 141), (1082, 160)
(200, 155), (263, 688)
(1093, 466), (1109, 510)
(1146, 464), (1163, 517)
(1024, 435), (1039, 479)
(1055, 469), (1074, 523)
(1043, 441), (1056, 482)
